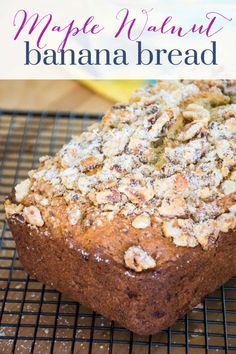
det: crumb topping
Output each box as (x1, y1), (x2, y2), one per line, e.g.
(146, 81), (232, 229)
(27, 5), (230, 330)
(15, 179), (31, 203)
(23, 206), (44, 227)
(6, 80), (236, 251)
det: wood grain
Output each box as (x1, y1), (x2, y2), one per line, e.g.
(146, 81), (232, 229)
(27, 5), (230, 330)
(0, 80), (112, 113)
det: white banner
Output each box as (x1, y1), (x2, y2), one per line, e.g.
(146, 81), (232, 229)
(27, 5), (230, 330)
(0, 0), (235, 79)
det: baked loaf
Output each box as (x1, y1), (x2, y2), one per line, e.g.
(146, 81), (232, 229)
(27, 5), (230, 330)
(5, 80), (236, 335)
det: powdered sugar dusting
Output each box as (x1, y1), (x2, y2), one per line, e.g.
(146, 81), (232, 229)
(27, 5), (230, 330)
(7, 80), (236, 250)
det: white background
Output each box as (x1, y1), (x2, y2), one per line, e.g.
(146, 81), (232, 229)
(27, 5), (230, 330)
(0, 0), (235, 79)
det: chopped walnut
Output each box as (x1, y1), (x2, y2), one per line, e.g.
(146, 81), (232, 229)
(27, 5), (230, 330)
(165, 138), (208, 166)
(23, 206), (44, 227)
(154, 175), (176, 198)
(102, 128), (131, 157)
(128, 187), (154, 204)
(222, 180), (236, 195)
(77, 175), (97, 195)
(222, 109), (236, 119)
(96, 190), (121, 204)
(215, 140), (232, 160)
(103, 105), (133, 127)
(209, 120), (235, 140)
(159, 197), (187, 218)
(80, 156), (103, 172)
(229, 204), (236, 214)
(178, 121), (206, 142)
(221, 166), (230, 178)
(183, 104), (210, 122)
(225, 118), (236, 134)
(40, 198), (49, 206)
(5, 201), (23, 217)
(39, 155), (51, 164)
(128, 137), (145, 156)
(68, 207), (81, 225)
(15, 179), (31, 203)
(105, 154), (137, 177)
(162, 219), (197, 247)
(34, 194), (49, 206)
(163, 219), (182, 239)
(102, 112), (119, 128)
(199, 187), (214, 201)
(193, 200), (222, 223)
(61, 167), (78, 190)
(175, 173), (189, 192)
(60, 146), (80, 168)
(119, 179), (154, 204)
(132, 215), (151, 229)
(230, 171), (236, 181)
(148, 111), (173, 139)
(217, 213), (236, 233)
(193, 220), (219, 249)
(8, 80), (236, 251)
(121, 202), (136, 216)
(124, 245), (156, 272)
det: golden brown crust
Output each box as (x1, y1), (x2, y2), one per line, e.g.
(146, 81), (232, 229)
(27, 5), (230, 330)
(7, 213), (236, 335)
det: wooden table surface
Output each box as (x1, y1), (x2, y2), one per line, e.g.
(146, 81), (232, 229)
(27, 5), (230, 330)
(0, 80), (112, 114)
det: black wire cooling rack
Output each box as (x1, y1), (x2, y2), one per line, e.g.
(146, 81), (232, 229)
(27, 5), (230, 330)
(0, 110), (236, 354)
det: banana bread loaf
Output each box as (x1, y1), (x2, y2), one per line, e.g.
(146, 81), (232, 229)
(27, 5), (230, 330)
(5, 80), (236, 335)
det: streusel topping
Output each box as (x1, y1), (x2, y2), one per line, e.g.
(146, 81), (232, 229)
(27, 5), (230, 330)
(6, 80), (236, 250)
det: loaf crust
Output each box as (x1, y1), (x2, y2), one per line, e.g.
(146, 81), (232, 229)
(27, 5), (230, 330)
(7, 212), (236, 335)
(5, 80), (236, 335)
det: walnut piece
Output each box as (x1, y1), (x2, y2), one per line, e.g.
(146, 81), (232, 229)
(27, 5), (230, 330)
(68, 207), (81, 225)
(80, 156), (103, 171)
(222, 180), (236, 195)
(96, 190), (121, 204)
(148, 111), (173, 139)
(229, 204), (236, 214)
(217, 213), (236, 233)
(119, 186), (154, 204)
(182, 104), (210, 122)
(178, 121), (206, 142)
(5, 201), (23, 217)
(118, 177), (154, 205)
(225, 118), (236, 134)
(230, 171), (236, 181)
(193, 219), (219, 249)
(15, 179), (31, 202)
(102, 129), (130, 157)
(124, 246), (156, 272)
(175, 172), (189, 192)
(199, 187), (214, 201)
(132, 215), (151, 229)
(23, 206), (44, 227)
(159, 197), (187, 218)
(215, 139), (231, 160)
(162, 219), (197, 247)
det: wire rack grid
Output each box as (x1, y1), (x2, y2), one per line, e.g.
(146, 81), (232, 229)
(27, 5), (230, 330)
(0, 110), (235, 354)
